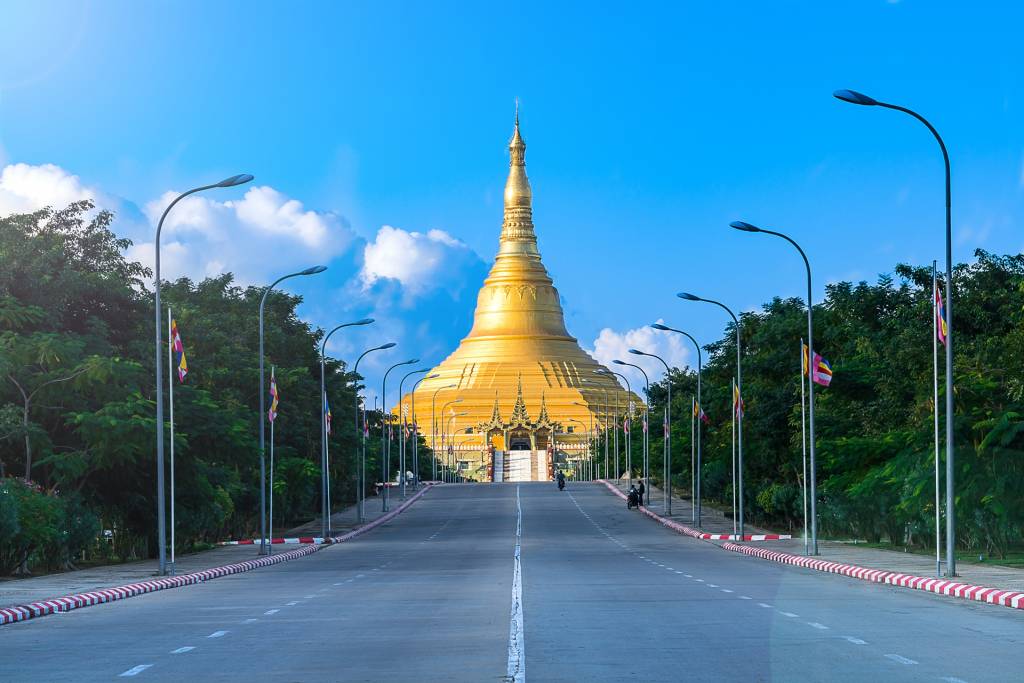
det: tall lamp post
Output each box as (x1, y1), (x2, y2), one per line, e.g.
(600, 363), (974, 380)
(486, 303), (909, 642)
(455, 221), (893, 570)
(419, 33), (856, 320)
(567, 417), (590, 480)
(572, 404), (596, 480)
(320, 318), (374, 539)
(438, 398), (463, 482)
(446, 411), (469, 482)
(431, 386), (457, 481)
(834, 88), (956, 576)
(153, 173), (253, 575)
(353, 342), (396, 522)
(650, 324), (703, 526)
(381, 359), (418, 511)
(597, 368), (632, 490)
(630, 348), (672, 514)
(614, 360), (650, 504)
(398, 367), (431, 498)
(259, 265), (327, 555)
(408, 373), (439, 489)
(678, 292), (744, 540)
(731, 220), (819, 554)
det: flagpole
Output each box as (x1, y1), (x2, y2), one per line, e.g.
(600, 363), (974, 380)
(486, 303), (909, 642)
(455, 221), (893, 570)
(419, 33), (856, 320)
(269, 366), (275, 557)
(800, 338), (808, 556)
(167, 307), (176, 575)
(732, 376), (737, 538)
(933, 260), (942, 577)
(691, 395), (695, 524)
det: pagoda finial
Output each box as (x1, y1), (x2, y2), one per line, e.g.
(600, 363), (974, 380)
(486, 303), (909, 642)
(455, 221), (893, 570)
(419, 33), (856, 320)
(502, 105), (534, 242)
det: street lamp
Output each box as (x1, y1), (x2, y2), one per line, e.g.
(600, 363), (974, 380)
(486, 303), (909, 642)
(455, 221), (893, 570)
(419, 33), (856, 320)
(678, 292), (745, 540)
(408, 373), (439, 490)
(597, 369), (632, 490)
(381, 358), (418, 510)
(258, 265), (327, 555)
(630, 348), (672, 514)
(431, 385), (457, 481)
(398, 368), (431, 498)
(834, 88), (956, 577)
(581, 379), (612, 482)
(153, 173), (253, 575)
(614, 359), (650, 502)
(650, 323), (703, 526)
(353, 342), (395, 522)
(573, 403), (596, 480)
(567, 417), (590, 480)
(319, 318), (374, 538)
(731, 220), (819, 554)
(445, 411), (469, 482)
(439, 398), (463, 482)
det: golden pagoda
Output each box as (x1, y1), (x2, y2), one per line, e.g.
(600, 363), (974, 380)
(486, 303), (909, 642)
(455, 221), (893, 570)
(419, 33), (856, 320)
(397, 113), (642, 481)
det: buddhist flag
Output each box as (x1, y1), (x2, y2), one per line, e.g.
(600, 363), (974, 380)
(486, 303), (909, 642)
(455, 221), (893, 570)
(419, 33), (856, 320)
(812, 353), (833, 387)
(694, 400), (710, 425)
(324, 392), (332, 435)
(802, 342), (810, 377)
(733, 384), (745, 418)
(623, 415), (630, 435)
(170, 319), (187, 382)
(935, 282), (948, 346)
(268, 368), (279, 422)
(642, 414), (648, 434)
(663, 408), (669, 438)
(362, 406), (369, 438)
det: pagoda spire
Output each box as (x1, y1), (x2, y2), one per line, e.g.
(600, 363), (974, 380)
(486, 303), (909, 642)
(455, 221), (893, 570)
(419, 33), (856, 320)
(502, 105), (535, 244)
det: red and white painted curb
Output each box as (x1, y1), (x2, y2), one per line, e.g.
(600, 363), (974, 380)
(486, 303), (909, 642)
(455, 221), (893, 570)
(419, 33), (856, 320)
(698, 533), (791, 541)
(599, 480), (1024, 611)
(218, 537), (326, 546)
(0, 485), (435, 627)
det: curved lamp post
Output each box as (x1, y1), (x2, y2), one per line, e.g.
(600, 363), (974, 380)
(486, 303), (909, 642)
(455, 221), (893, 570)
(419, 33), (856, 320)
(153, 173), (253, 575)
(597, 368), (632, 490)
(731, 220), (819, 554)
(630, 348), (672, 514)
(651, 323), (703, 526)
(834, 88), (956, 577)
(439, 398), (463, 482)
(320, 318), (374, 538)
(614, 359), (650, 502)
(381, 358), (418, 510)
(398, 368), (431, 498)
(259, 265), (327, 555)
(572, 403), (596, 480)
(431, 385), (457, 481)
(408, 373), (439, 490)
(353, 342), (395, 522)
(567, 417), (590, 480)
(678, 292), (745, 539)
(445, 411), (469, 482)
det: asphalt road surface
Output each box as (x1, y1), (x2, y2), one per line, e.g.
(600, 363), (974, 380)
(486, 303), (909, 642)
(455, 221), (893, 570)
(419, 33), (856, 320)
(1, 483), (1022, 682)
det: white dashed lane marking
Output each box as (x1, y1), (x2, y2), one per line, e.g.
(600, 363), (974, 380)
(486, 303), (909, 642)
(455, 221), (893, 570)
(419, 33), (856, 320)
(843, 636), (867, 645)
(207, 630), (228, 638)
(242, 618), (257, 624)
(171, 646), (195, 654)
(884, 654), (918, 666)
(286, 601), (299, 606)
(780, 612), (799, 618)
(264, 609), (279, 616)
(807, 622), (829, 630)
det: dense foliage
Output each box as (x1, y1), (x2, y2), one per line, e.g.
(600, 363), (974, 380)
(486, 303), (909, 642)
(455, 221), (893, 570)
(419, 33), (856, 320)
(637, 252), (1024, 558)
(0, 203), (425, 574)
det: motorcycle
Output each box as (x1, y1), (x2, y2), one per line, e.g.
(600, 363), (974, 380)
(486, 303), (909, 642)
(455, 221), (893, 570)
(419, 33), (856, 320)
(627, 488), (639, 509)
(557, 476), (566, 491)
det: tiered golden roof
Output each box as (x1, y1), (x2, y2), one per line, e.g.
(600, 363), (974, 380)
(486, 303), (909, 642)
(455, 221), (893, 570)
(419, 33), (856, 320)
(398, 114), (641, 479)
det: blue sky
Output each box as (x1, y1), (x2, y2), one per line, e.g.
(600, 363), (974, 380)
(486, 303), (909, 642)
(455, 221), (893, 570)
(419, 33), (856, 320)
(2, 1), (1023, 397)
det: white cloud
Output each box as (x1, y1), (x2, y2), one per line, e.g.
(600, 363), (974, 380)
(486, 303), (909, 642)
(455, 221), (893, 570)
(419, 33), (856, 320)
(0, 163), (100, 216)
(587, 320), (691, 383)
(360, 225), (484, 297)
(129, 185), (356, 284)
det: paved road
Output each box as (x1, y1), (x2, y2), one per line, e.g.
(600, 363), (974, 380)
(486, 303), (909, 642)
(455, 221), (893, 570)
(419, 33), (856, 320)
(1, 483), (1022, 682)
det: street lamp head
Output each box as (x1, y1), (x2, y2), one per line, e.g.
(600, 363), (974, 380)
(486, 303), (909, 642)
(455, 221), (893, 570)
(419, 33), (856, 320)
(677, 292), (701, 301)
(352, 318), (374, 326)
(612, 359), (627, 366)
(376, 342), (397, 351)
(301, 265), (328, 275)
(402, 358), (419, 366)
(730, 220), (761, 233)
(216, 173), (254, 187)
(426, 373), (440, 379)
(650, 323), (671, 332)
(833, 89), (878, 106)
(628, 348), (647, 357)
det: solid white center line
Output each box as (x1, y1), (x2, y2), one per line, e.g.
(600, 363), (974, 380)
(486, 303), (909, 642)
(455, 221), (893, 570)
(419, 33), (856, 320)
(884, 654), (918, 666)
(171, 646), (195, 654)
(507, 484), (525, 683)
(264, 609), (279, 616)
(807, 622), (829, 630)
(119, 665), (152, 677)
(207, 630), (228, 638)
(842, 636), (867, 645)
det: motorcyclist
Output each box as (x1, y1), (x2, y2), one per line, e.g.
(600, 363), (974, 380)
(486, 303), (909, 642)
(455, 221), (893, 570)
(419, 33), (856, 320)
(556, 470), (566, 490)
(627, 483), (639, 509)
